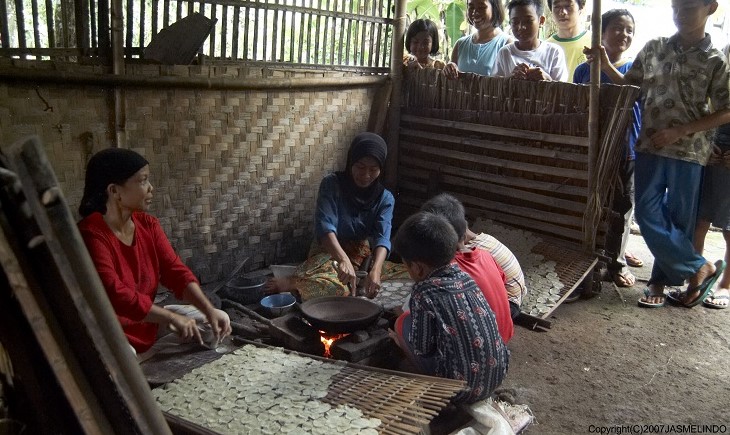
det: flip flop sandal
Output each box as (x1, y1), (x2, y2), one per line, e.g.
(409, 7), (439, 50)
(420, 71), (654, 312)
(703, 294), (729, 309)
(612, 271), (636, 288)
(624, 252), (644, 267)
(637, 288), (666, 308)
(672, 260), (727, 308)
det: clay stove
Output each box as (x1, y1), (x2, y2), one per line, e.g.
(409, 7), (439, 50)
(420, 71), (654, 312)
(268, 311), (396, 366)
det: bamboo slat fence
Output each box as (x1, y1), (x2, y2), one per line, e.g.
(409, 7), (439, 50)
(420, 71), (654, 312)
(1, 0), (393, 71)
(398, 69), (640, 249)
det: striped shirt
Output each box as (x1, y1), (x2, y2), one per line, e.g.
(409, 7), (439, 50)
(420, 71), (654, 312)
(467, 233), (527, 306)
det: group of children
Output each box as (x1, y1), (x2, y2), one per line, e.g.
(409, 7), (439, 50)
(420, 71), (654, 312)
(405, 0), (592, 81)
(393, 0), (730, 403)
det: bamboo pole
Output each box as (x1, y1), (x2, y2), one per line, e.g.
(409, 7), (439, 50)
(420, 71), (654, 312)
(111, 0), (125, 148)
(31, 0), (41, 54)
(98, 0), (110, 61)
(383, 0), (406, 190)
(0, 0), (9, 49)
(14, 0), (26, 53)
(586, 0), (602, 250)
(0, 65), (388, 90)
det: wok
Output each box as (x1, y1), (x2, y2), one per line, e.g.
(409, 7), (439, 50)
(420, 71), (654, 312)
(299, 296), (383, 334)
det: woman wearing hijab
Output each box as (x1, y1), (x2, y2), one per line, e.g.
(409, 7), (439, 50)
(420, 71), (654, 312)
(270, 132), (407, 300)
(78, 148), (231, 355)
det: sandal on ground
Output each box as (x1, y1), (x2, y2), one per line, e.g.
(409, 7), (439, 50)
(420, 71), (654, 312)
(624, 252), (644, 267)
(667, 260), (727, 308)
(637, 288), (665, 308)
(703, 289), (730, 310)
(612, 270), (636, 287)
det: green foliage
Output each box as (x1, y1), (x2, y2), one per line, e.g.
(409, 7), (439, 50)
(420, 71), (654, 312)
(444, 2), (466, 49)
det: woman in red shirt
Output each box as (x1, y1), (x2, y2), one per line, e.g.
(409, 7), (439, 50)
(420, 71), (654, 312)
(78, 148), (231, 354)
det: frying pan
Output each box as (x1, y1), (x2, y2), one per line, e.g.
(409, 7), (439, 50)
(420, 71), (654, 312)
(298, 296), (383, 334)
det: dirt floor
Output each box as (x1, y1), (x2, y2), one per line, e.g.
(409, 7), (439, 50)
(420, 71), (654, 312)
(500, 231), (729, 434)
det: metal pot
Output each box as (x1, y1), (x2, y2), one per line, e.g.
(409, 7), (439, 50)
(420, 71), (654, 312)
(259, 292), (297, 317)
(299, 296), (383, 334)
(219, 275), (267, 305)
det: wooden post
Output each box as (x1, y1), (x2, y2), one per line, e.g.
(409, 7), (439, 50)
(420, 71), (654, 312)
(73, 0), (89, 56)
(384, 0), (406, 190)
(586, 0), (601, 251)
(111, 0), (126, 148)
(98, 0), (111, 62)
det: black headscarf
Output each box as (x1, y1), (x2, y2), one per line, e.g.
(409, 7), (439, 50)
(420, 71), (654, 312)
(336, 132), (387, 211)
(78, 148), (149, 217)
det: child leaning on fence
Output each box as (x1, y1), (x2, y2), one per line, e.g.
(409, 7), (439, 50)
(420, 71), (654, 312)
(494, 0), (568, 81)
(574, 9), (642, 288)
(586, 0), (730, 308)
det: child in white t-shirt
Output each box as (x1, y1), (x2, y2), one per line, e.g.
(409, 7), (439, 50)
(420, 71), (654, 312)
(494, 0), (568, 81)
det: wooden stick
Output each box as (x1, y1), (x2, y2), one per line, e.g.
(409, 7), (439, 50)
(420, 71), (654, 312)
(232, 4), (239, 58)
(221, 3), (228, 59)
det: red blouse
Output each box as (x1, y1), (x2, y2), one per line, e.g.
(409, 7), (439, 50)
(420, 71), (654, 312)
(79, 212), (198, 353)
(454, 248), (514, 343)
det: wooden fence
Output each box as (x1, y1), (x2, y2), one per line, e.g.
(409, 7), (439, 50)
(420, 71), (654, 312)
(1, 0), (393, 70)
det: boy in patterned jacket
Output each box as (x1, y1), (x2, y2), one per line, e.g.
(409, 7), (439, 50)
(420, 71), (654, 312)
(392, 211), (509, 404)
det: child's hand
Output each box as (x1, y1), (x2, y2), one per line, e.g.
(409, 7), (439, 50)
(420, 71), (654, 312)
(443, 62), (460, 79)
(708, 144), (723, 165)
(511, 63), (530, 80)
(405, 56), (423, 70)
(525, 67), (550, 82)
(583, 45), (611, 70)
(649, 126), (686, 149)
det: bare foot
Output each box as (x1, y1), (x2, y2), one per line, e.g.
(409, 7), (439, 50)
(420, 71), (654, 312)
(684, 261), (717, 303)
(266, 277), (295, 294)
(639, 284), (665, 305)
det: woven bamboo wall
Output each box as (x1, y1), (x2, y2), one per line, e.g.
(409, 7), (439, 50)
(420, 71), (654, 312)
(0, 60), (377, 282)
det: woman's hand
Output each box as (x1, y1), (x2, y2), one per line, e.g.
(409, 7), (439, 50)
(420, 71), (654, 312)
(334, 258), (357, 295)
(168, 312), (204, 345)
(364, 269), (382, 299)
(443, 62), (460, 80)
(205, 308), (232, 343)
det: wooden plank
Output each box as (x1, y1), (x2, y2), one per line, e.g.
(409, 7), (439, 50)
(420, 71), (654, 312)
(190, 0), (391, 24)
(14, 0), (26, 51)
(31, 0), (41, 51)
(97, 0), (109, 59)
(297, 0), (305, 62)
(5, 136), (172, 434)
(399, 154), (588, 197)
(138, 0), (145, 49)
(243, 4), (249, 59)
(400, 140), (588, 181)
(400, 127), (589, 164)
(401, 168), (586, 214)
(0, 227), (113, 434)
(232, 4), (239, 58)
(398, 194), (585, 241)
(221, 2), (229, 58)
(271, 0), (278, 61)
(401, 114), (589, 147)
(313, 0), (321, 64)
(125, 0), (133, 56)
(152, 0), (159, 37)
(209, 3), (217, 57)
(419, 168), (586, 213)
(0, 0), (9, 49)
(163, 0), (170, 27)
(176, 0), (182, 21)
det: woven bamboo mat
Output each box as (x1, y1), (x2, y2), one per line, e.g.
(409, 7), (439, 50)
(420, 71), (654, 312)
(324, 366), (463, 435)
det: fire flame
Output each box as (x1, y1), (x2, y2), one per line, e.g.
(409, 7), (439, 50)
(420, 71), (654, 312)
(319, 332), (348, 358)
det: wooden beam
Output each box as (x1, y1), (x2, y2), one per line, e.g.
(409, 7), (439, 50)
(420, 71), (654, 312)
(383, 0), (406, 190)
(0, 64), (388, 90)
